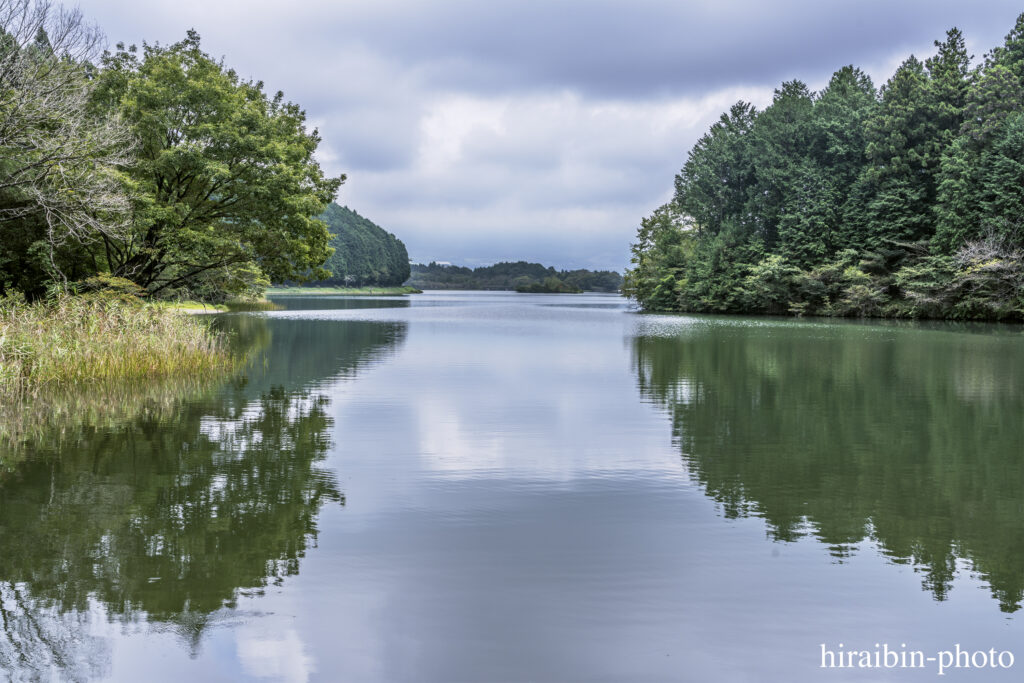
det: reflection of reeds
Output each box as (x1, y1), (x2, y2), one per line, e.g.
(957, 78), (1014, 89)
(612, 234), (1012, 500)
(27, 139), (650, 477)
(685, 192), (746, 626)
(0, 376), (222, 471)
(224, 300), (283, 312)
(0, 294), (269, 463)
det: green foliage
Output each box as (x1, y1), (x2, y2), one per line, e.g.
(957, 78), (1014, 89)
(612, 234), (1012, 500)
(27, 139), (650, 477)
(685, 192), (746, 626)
(623, 203), (691, 308)
(515, 277), (582, 293)
(87, 31), (342, 299)
(560, 269), (624, 292)
(2, 12), (346, 303)
(70, 274), (147, 299)
(316, 204), (410, 287)
(630, 16), (1024, 321)
(674, 102), (756, 238)
(0, 6), (133, 299)
(409, 261), (623, 292)
(739, 255), (805, 314)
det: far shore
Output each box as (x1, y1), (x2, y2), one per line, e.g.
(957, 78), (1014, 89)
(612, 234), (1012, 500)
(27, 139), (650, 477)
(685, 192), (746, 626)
(267, 286), (422, 296)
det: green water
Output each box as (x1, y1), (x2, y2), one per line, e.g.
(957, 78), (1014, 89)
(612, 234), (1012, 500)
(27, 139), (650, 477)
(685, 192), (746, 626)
(1, 292), (1021, 681)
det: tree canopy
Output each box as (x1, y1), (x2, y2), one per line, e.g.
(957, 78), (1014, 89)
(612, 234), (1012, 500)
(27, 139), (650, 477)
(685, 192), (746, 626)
(626, 18), (1024, 320)
(316, 203), (410, 287)
(91, 31), (342, 299)
(1, 6), (343, 301)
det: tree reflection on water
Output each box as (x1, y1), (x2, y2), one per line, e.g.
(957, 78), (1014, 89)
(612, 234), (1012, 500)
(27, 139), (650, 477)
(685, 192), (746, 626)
(0, 314), (407, 678)
(632, 320), (1024, 612)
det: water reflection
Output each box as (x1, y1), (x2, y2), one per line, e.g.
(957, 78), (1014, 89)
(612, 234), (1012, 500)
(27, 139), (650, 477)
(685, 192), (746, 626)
(218, 313), (408, 393)
(0, 311), (407, 678)
(264, 295), (411, 312)
(632, 319), (1024, 612)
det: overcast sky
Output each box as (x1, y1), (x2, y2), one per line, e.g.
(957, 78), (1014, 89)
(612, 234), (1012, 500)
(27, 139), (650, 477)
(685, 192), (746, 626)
(79, 1), (1023, 270)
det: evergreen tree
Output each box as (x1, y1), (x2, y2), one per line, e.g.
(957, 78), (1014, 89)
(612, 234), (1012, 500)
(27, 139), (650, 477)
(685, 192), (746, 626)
(746, 80), (816, 253)
(813, 66), (877, 252)
(935, 21), (1024, 251)
(630, 14), (1024, 321)
(861, 56), (934, 245)
(674, 101), (757, 236)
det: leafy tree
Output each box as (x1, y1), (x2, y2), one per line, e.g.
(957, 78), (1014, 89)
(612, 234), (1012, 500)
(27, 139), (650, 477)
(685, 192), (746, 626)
(935, 22), (1024, 252)
(623, 202), (691, 309)
(812, 66), (876, 253)
(860, 56), (935, 245)
(515, 276), (582, 293)
(739, 254), (805, 314)
(90, 31), (342, 298)
(561, 268), (625, 293)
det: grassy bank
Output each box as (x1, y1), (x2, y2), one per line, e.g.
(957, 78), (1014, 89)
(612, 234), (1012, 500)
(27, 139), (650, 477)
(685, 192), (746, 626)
(155, 299), (283, 313)
(0, 293), (234, 397)
(267, 285), (422, 296)
(155, 300), (230, 312)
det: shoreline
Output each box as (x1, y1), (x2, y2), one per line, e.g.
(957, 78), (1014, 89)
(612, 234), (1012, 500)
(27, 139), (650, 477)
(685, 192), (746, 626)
(267, 286), (422, 296)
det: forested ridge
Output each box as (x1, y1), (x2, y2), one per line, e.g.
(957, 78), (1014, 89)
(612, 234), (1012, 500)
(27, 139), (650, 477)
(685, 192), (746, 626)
(316, 203), (410, 287)
(625, 16), (1024, 320)
(408, 261), (623, 292)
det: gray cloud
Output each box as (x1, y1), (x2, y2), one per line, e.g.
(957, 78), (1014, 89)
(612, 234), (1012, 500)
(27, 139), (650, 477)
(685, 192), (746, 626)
(79, 1), (1024, 270)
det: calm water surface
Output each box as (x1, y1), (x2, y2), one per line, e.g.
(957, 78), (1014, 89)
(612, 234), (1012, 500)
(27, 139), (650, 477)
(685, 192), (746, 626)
(1, 291), (1023, 682)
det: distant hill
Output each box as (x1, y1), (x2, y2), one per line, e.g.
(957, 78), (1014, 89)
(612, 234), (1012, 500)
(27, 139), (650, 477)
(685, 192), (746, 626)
(318, 204), (410, 287)
(407, 261), (622, 292)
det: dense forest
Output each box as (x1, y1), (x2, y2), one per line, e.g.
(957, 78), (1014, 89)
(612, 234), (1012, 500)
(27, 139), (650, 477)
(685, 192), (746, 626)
(408, 261), (623, 292)
(0, 4), (341, 302)
(625, 16), (1024, 320)
(316, 204), (410, 287)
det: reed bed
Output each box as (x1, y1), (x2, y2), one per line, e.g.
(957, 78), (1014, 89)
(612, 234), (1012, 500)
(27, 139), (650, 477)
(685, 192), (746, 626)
(0, 293), (234, 397)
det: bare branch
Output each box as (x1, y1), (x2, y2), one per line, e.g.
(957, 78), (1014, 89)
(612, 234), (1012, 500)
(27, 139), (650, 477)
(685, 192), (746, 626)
(1, 0), (135, 282)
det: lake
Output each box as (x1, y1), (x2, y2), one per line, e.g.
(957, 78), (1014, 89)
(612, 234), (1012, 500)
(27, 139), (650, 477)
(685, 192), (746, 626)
(1, 291), (1022, 681)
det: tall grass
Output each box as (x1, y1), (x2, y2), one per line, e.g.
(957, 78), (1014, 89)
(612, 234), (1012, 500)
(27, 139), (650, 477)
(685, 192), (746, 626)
(0, 292), (234, 397)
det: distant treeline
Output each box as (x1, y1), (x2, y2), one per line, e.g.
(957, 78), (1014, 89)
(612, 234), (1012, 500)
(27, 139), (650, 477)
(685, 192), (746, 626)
(626, 16), (1024, 320)
(316, 204), (410, 288)
(407, 261), (623, 292)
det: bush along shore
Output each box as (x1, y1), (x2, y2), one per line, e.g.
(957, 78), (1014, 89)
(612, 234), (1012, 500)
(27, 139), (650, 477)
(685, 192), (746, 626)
(625, 17), (1024, 321)
(0, 292), (234, 398)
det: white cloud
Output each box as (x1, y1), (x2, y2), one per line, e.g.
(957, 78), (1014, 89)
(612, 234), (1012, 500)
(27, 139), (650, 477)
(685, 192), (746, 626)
(236, 626), (315, 683)
(343, 86), (771, 265)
